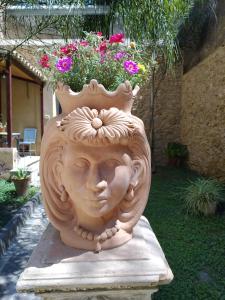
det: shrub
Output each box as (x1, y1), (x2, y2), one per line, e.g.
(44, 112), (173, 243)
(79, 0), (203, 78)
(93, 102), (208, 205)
(10, 168), (31, 180)
(181, 178), (225, 216)
(165, 142), (188, 167)
(0, 180), (16, 203)
(165, 142), (188, 159)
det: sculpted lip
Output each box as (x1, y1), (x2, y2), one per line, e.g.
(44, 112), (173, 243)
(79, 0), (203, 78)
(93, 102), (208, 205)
(88, 198), (108, 208)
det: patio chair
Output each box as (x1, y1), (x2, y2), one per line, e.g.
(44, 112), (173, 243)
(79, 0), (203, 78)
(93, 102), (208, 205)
(19, 128), (37, 156)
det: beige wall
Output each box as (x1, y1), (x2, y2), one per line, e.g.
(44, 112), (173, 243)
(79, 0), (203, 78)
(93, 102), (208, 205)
(43, 83), (56, 128)
(181, 46), (225, 181)
(133, 65), (183, 165)
(1, 77), (56, 155)
(12, 78), (41, 154)
(1, 78), (7, 124)
(1, 78), (41, 154)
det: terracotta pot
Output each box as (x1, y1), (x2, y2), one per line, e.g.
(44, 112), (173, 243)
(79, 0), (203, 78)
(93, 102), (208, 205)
(12, 177), (31, 197)
(40, 80), (152, 251)
(168, 157), (182, 167)
(55, 79), (140, 115)
(202, 202), (217, 216)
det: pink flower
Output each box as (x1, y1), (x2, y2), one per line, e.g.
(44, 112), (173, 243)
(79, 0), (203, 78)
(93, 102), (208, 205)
(39, 54), (50, 68)
(56, 57), (73, 73)
(60, 43), (77, 56)
(97, 32), (102, 37)
(114, 51), (126, 60)
(80, 40), (89, 47)
(123, 60), (139, 75)
(109, 33), (124, 44)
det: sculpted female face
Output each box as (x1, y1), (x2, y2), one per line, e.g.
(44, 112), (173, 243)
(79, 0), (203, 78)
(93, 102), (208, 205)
(41, 106), (150, 251)
(60, 142), (137, 218)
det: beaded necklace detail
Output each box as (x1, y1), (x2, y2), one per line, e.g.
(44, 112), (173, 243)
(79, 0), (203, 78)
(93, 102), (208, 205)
(73, 221), (120, 252)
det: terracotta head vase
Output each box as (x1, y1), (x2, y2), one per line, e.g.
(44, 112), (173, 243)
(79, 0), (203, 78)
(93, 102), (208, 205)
(40, 80), (151, 252)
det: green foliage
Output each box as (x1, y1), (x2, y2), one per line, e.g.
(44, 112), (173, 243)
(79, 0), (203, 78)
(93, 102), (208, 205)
(10, 168), (31, 180)
(178, 0), (216, 51)
(179, 178), (225, 216)
(0, 179), (39, 228)
(0, 179), (37, 205)
(40, 32), (152, 91)
(165, 142), (188, 159)
(109, 0), (208, 68)
(2, 0), (210, 72)
(145, 167), (225, 299)
(0, 179), (16, 203)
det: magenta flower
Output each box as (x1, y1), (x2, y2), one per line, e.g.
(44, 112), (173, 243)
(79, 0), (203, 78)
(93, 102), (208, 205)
(109, 33), (124, 44)
(56, 57), (73, 73)
(80, 40), (89, 47)
(123, 60), (139, 75)
(114, 51), (126, 61)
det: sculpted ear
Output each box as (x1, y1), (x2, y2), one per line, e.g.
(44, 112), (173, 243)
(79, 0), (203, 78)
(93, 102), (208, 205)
(130, 160), (144, 187)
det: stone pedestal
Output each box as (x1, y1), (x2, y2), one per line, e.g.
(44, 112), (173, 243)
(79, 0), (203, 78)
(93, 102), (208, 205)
(0, 148), (19, 178)
(17, 216), (173, 299)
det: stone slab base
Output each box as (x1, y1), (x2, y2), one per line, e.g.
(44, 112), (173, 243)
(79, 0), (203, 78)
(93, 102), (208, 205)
(41, 288), (158, 300)
(17, 216), (173, 299)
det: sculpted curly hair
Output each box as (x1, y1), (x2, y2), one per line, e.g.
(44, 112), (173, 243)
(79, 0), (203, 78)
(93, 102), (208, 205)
(40, 106), (151, 239)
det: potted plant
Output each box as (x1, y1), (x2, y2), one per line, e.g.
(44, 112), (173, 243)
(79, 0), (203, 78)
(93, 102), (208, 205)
(180, 178), (225, 216)
(165, 142), (188, 167)
(10, 168), (31, 197)
(38, 32), (152, 92)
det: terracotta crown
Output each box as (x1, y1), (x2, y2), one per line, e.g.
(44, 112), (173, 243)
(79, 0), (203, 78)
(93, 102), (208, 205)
(55, 79), (140, 114)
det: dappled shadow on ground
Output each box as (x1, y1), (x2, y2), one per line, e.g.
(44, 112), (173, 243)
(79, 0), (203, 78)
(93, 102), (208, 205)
(0, 205), (47, 298)
(147, 166), (225, 300)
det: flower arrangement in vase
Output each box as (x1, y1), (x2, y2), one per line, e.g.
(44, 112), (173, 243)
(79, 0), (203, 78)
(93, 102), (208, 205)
(38, 32), (152, 92)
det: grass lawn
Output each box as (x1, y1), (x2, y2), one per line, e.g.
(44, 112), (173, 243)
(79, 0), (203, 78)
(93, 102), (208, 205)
(0, 179), (38, 229)
(144, 167), (225, 300)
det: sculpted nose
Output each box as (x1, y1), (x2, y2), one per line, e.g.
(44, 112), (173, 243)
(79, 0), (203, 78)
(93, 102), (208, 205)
(86, 165), (107, 192)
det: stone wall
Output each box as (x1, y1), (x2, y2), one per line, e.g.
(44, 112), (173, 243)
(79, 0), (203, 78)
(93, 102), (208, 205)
(133, 65), (183, 165)
(181, 46), (225, 181)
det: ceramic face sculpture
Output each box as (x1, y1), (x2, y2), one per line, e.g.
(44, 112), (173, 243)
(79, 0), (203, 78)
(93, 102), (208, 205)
(40, 80), (151, 252)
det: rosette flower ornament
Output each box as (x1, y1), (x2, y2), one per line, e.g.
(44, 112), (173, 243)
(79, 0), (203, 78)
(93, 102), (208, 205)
(57, 107), (136, 145)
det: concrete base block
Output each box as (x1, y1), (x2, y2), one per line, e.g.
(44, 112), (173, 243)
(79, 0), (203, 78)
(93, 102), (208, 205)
(0, 147), (19, 176)
(17, 216), (173, 299)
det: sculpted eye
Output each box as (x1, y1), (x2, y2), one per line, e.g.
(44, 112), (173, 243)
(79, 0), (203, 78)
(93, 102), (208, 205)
(104, 159), (121, 168)
(74, 158), (89, 168)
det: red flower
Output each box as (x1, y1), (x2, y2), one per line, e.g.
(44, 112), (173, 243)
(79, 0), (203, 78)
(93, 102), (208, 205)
(60, 43), (77, 56)
(97, 32), (102, 37)
(109, 33), (124, 44)
(39, 54), (50, 68)
(99, 40), (107, 52)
